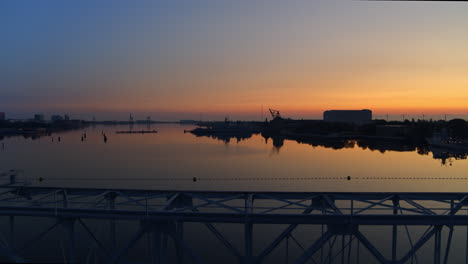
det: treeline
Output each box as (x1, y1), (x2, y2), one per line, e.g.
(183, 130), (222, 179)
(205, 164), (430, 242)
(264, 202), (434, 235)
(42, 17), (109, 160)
(287, 118), (468, 142)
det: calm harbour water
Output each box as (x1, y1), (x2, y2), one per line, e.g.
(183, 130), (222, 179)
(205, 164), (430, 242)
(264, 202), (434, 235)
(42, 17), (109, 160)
(1, 123), (468, 263)
(1, 123), (467, 192)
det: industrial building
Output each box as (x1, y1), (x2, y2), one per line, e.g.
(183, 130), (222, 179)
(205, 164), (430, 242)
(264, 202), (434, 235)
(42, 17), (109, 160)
(51, 115), (64, 122)
(323, 109), (372, 124)
(0, 112), (5, 121)
(33, 114), (45, 122)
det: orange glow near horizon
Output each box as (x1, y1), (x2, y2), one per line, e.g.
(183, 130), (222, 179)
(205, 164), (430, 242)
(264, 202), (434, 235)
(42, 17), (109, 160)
(42, 70), (467, 118)
(3, 1), (468, 120)
(23, 69), (468, 119)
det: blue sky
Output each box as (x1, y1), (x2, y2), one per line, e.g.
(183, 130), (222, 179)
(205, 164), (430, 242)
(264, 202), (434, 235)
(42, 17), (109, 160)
(1, 0), (468, 120)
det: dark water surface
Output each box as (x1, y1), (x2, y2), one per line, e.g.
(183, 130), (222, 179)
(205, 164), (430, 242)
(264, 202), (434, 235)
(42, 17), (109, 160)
(1, 124), (468, 263)
(1, 124), (467, 192)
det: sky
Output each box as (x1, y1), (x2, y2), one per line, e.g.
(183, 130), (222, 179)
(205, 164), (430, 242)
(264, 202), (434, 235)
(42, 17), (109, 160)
(1, 0), (468, 121)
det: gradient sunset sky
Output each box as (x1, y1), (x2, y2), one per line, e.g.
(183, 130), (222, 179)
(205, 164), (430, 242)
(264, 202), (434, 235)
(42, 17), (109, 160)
(1, 0), (468, 121)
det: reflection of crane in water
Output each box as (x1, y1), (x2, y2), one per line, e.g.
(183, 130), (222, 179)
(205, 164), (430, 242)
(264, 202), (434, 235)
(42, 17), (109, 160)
(269, 109), (281, 119)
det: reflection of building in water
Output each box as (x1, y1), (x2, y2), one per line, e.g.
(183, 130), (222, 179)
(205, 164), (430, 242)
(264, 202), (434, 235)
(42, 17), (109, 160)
(356, 140), (417, 153)
(192, 130), (468, 166)
(261, 133), (285, 155)
(189, 120), (262, 143)
(192, 132), (256, 144)
(298, 138), (356, 150)
(261, 133), (285, 152)
(431, 148), (468, 166)
(323, 109), (372, 124)
(271, 137), (284, 149)
(416, 147), (430, 156)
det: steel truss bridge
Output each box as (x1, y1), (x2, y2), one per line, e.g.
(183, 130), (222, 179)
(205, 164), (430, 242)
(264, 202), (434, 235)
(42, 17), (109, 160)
(0, 184), (468, 263)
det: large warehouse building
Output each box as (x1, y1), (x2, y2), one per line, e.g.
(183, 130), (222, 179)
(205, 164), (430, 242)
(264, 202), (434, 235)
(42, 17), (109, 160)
(323, 109), (372, 124)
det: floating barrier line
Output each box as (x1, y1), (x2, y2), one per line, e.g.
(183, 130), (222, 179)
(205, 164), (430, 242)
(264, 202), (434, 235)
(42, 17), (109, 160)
(22, 176), (468, 182)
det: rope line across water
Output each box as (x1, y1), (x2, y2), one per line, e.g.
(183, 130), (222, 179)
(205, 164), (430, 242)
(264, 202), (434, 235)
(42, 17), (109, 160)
(23, 176), (468, 182)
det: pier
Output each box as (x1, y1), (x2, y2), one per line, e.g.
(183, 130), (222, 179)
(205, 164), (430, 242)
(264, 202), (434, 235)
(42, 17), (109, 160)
(0, 182), (468, 263)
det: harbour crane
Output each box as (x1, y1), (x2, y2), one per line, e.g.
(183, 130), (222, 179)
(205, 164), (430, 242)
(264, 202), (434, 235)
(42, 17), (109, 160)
(269, 109), (281, 119)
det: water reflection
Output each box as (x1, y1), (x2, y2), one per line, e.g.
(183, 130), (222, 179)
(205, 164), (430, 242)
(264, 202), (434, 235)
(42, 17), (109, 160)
(3, 125), (468, 263)
(190, 130), (468, 166)
(190, 130), (257, 144)
(0, 132), (50, 141)
(431, 148), (468, 166)
(3, 124), (468, 193)
(4, 123), (467, 167)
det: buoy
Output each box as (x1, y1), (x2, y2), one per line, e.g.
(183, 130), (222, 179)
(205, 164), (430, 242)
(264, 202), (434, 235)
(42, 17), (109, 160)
(193, 177), (197, 182)
(347, 176), (351, 181)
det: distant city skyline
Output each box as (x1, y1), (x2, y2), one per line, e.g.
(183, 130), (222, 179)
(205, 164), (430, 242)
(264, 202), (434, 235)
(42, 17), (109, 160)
(2, 0), (468, 120)
(3, 110), (468, 123)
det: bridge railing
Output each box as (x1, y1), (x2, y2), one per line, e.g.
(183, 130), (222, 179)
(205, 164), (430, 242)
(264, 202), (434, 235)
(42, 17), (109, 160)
(0, 186), (467, 263)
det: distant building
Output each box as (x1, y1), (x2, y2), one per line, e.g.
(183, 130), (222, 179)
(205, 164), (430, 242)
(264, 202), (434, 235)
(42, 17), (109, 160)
(323, 109), (372, 124)
(51, 115), (64, 122)
(136, 116), (152, 124)
(0, 112), (5, 121)
(34, 114), (45, 122)
(64, 115), (70, 121)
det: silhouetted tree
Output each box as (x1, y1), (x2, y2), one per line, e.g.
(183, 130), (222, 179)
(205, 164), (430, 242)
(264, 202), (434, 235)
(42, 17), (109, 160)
(448, 119), (468, 138)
